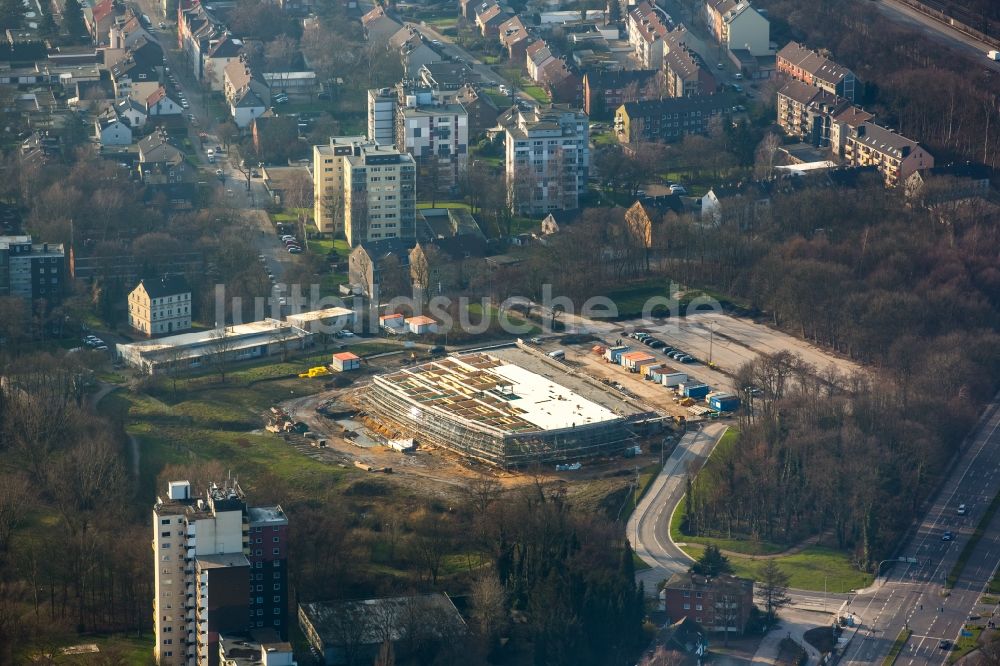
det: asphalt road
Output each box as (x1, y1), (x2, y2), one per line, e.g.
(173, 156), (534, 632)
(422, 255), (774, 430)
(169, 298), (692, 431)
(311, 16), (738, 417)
(841, 399), (1000, 666)
(872, 0), (1000, 73)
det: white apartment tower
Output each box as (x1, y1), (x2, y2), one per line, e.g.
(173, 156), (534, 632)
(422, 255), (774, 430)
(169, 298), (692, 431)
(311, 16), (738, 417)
(500, 105), (590, 215)
(367, 88), (396, 146)
(153, 480), (289, 666)
(396, 89), (469, 193)
(313, 137), (416, 246)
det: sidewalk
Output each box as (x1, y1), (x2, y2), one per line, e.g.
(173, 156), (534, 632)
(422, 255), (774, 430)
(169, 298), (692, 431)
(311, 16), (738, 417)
(751, 610), (831, 666)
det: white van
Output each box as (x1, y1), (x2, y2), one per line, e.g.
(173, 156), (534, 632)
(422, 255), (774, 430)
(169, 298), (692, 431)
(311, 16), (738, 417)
(547, 349), (565, 359)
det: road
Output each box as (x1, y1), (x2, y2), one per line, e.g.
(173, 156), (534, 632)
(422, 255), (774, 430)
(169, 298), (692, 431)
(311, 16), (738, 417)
(630, 422), (730, 588)
(841, 398), (1000, 666)
(872, 0), (1000, 73)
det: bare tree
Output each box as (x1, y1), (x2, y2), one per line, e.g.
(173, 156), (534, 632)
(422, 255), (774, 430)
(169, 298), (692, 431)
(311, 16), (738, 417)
(207, 327), (237, 384)
(0, 472), (30, 552)
(754, 132), (783, 180)
(470, 571), (508, 643)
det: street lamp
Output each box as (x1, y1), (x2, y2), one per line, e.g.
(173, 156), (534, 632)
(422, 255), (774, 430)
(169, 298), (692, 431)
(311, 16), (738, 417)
(876, 556), (917, 584)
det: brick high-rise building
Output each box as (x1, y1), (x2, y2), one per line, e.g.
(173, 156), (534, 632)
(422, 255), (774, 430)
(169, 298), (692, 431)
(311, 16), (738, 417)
(153, 480), (288, 666)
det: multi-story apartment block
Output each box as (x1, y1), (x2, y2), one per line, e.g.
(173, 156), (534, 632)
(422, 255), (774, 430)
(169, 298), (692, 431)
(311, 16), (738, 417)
(396, 94), (469, 190)
(500, 105), (590, 215)
(367, 88), (396, 146)
(663, 30), (716, 98)
(662, 573), (755, 634)
(843, 122), (934, 186)
(153, 480), (288, 666)
(626, 1), (670, 69)
(704, 0), (770, 56)
(776, 41), (858, 102)
(582, 69), (660, 118)
(615, 94), (735, 143)
(0, 235), (66, 307)
(313, 137), (416, 245)
(776, 79), (850, 147)
(828, 105), (874, 158)
(128, 275), (192, 337)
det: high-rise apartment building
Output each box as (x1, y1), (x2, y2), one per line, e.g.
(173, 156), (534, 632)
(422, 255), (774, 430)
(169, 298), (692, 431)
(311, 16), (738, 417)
(396, 90), (468, 193)
(367, 88), (396, 146)
(0, 235), (66, 307)
(313, 137), (416, 246)
(499, 105), (590, 215)
(153, 480), (288, 666)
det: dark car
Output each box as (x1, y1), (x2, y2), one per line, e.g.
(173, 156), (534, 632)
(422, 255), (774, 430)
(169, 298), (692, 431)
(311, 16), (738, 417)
(939, 640), (952, 650)
(941, 531), (954, 541)
(429, 345), (446, 355)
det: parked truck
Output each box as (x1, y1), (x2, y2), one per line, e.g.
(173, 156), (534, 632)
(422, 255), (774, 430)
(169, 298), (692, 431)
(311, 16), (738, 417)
(989, 50), (1000, 61)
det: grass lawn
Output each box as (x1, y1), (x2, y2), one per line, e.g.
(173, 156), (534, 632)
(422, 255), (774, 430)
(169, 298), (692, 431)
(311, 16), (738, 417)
(18, 633), (154, 664)
(883, 628), (911, 666)
(604, 281), (672, 318)
(592, 131), (619, 147)
(680, 543), (871, 592)
(485, 91), (513, 108)
(949, 626), (982, 663)
(523, 85), (550, 104)
(621, 462), (664, 520)
(425, 16), (457, 29)
(417, 201), (472, 210)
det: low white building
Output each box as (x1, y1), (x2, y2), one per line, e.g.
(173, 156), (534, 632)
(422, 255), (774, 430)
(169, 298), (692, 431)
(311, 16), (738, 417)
(379, 313), (405, 333)
(116, 319), (312, 374)
(285, 306), (356, 334)
(331, 351), (361, 372)
(405, 315), (438, 335)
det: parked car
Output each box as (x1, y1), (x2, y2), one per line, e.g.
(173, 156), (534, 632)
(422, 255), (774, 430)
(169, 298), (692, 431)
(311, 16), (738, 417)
(215, 168), (224, 177)
(958, 504), (967, 515)
(670, 184), (687, 194)
(287, 247), (302, 254)
(941, 531), (954, 541)
(430, 345), (446, 355)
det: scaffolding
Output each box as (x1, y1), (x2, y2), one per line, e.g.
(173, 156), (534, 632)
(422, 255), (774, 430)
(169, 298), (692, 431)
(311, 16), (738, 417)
(362, 352), (637, 469)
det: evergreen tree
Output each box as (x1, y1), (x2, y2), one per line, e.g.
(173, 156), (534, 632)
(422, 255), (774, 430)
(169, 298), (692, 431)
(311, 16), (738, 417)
(63, 0), (86, 43)
(690, 544), (734, 577)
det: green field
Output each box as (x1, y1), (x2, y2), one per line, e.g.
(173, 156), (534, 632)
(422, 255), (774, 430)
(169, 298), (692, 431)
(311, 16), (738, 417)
(20, 634), (155, 664)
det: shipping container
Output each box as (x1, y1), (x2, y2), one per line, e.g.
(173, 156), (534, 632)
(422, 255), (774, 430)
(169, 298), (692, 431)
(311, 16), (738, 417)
(681, 383), (711, 399)
(709, 395), (741, 412)
(622, 351), (657, 371)
(604, 345), (631, 363)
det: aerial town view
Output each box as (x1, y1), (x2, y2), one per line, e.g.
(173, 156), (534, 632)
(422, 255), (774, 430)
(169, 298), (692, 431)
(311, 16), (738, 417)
(0, 0), (999, 661)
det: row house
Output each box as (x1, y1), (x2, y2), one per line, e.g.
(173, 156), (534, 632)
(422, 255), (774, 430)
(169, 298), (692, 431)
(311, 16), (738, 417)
(582, 69), (660, 118)
(202, 35), (245, 92)
(108, 8), (154, 50)
(828, 105), (873, 158)
(626, 1), (670, 69)
(85, 0), (124, 46)
(843, 122), (933, 186)
(177, 2), (227, 82)
(108, 36), (163, 99)
(776, 41), (857, 101)
(704, 0), (770, 56)
(537, 57), (580, 105)
(526, 41), (554, 82)
(476, 2), (509, 38)
(663, 29), (715, 98)
(776, 79), (849, 147)
(615, 93), (736, 143)
(224, 56), (270, 128)
(361, 5), (403, 43)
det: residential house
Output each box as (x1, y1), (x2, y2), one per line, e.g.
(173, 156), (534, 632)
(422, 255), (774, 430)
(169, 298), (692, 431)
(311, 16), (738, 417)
(417, 206), (485, 240)
(95, 108), (132, 146)
(662, 573), (754, 635)
(409, 235), (488, 294)
(582, 69), (660, 119)
(539, 208), (582, 235)
(904, 162), (991, 207)
(626, 1), (670, 69)
(109, 37), (164, 100)
(700, 182), (771, 225)
(476, 2), (509, 38)
(348, 238), (415, 299)
(624, 199), (674, 251)
(663, 29), (716, 98)
(459, 0), (480, 20)
(776, 79), (849, 147)
(108, 9), (155, 50)
(116, 96), (147, 128)
(202, 35), (245, 92)
(614, 94), (736, 143)
(526, 41), (554, 83)
(252, 112), (299, 161)
(704, 0), (770, 56)
(137, 130), (196, 205)
(127, 274), (192, 336)
(299, 594), (466, 666)
(177, 2), (226, 81)
(389, 25), (441, 79)
(361, 5), (403, 44)
(776, 41), (857, 101)
(843, 122), (933, 186)
(224, 55), (270, 128)
(145, 86), (182, 117)
(455, 84), (500, 137)
(537, 57), (580, 105)
(499, 16), (531, 65)
(86, 0), (123, 46)
(500, 105), (590, 215)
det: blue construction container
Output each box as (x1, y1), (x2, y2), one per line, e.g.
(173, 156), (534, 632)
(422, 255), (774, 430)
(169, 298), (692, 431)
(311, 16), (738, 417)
(709, 394), (741, 412)
(682, 383), (711, 399)
(604, 345), (631, 364)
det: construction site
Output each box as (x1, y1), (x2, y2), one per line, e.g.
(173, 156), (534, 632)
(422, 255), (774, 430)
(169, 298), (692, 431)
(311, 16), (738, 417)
(355, 350), (655, 469)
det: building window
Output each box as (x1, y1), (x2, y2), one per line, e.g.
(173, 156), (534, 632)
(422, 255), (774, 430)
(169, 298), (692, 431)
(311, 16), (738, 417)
(274, 583), (281, 591)
(696, 604), (703, 611)
(683, 591), (690, 597)
(274, 607), (280, 614)
(273, 596), (281, 603)
(273, 548), (280, 555)
(683, 603), (690, 610)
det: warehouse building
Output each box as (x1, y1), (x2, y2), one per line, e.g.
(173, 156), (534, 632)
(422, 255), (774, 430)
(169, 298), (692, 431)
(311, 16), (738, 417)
(362, 352), (636, 468)
(285, 306), (356, 334)
(116, 319), (312, 374)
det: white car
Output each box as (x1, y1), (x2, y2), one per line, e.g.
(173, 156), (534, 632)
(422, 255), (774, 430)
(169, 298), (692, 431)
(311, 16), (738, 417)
(669, 184), (687, 195)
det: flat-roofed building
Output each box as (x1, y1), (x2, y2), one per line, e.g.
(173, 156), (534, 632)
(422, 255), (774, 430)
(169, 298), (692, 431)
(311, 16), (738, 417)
(285, 306), (356, 334)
